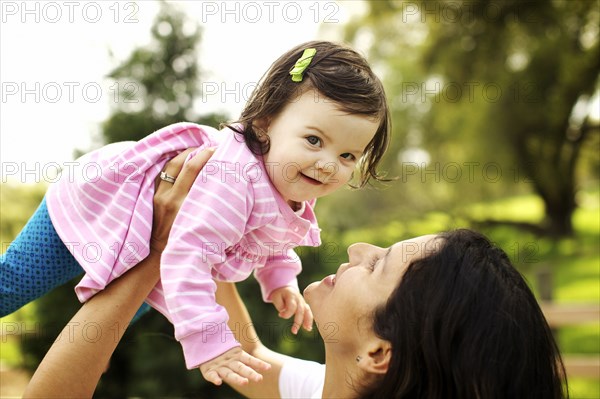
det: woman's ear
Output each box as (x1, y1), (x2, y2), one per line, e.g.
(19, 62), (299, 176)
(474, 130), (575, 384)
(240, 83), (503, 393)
(357, 339), (391, 375)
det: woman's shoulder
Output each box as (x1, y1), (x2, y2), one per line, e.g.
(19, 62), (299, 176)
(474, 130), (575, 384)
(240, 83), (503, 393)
(279, 356), (325, 399)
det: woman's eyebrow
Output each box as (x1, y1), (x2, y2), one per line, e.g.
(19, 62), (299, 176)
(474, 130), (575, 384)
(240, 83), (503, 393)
(381, 246), (393, 273)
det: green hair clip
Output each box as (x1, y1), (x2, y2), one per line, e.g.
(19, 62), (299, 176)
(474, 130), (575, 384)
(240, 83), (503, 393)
(289, 48), (317, 83)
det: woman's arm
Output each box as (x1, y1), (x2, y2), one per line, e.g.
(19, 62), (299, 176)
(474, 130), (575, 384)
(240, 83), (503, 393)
(216, 281), (300, 399)
(23, 148), (213, 398)
(23, 251), (162, 398)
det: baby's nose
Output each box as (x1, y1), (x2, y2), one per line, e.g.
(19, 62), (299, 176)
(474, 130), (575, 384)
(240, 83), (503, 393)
(314, 160), (338, 177)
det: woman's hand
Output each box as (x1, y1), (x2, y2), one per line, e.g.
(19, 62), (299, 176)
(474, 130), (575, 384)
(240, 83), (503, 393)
(24, 147), (216, 398)
(151, 147), (215, 253)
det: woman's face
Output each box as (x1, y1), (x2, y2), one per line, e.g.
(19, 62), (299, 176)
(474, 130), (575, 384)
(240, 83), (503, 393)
(304, 234), (439, 348)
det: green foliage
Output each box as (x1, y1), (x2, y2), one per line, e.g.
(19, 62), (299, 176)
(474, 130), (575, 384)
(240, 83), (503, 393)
(100, 1), (227, 145)
(0, 184), (82, 374)
(0, 184), (46, 245)
(346, 0), (600, 236)
(12, 1), (229, 397)
(3, 185), (599, 397)
(5, 0), (599, 397)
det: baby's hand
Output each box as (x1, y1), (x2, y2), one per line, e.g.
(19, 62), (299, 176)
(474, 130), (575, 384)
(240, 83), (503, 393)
(199, 347), (271, 386)
(270, 286), (313, 334)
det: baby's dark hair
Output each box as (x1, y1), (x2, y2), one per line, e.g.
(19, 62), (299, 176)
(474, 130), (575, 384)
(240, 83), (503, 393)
(226, 40), (391, 187)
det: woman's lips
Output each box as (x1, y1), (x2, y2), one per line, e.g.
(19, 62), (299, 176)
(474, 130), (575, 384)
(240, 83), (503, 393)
(323, 274), (336, 286)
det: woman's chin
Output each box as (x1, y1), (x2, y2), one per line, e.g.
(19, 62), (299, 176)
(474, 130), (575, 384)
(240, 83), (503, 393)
(303, 280), (323, 305)
(304, 277), (333, 313)
(303, 281), (317, 297)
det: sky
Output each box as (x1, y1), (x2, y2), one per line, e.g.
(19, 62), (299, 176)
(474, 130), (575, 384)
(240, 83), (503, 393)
(0, 1), (364, 183)
(3, 1), (596, 185)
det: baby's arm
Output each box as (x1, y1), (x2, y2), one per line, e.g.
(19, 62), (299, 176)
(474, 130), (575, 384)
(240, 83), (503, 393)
(200, 346), (270, 386)
(160, 160), (255, 372)
(254, 248), (314, 334)
(270, 286), (313, 334)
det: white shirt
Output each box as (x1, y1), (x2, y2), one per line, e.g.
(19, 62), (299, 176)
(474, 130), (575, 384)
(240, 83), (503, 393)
(279, 357), (326, 399)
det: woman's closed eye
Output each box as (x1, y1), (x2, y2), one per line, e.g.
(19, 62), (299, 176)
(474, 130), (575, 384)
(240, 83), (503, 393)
(368, 255), (380, 271)
(306, 135), (322, 147)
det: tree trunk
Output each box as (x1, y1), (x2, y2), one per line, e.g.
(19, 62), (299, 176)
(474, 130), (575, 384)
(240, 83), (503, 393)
(515, 127), (578, 238)
(543, 194), (575, 237)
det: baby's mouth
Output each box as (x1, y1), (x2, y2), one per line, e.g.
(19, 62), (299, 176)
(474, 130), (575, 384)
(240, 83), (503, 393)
(300, 173), (323, 185)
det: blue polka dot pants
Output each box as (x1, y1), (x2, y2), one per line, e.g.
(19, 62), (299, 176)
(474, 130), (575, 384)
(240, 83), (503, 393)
(0, 196), (150, 321)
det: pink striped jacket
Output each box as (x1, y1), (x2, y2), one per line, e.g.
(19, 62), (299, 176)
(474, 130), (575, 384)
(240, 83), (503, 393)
(46, 122), (321, 368)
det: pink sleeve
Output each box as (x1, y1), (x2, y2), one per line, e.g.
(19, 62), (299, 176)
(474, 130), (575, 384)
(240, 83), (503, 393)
(254, 248), (301, 302)
(160, 160), (253, 369)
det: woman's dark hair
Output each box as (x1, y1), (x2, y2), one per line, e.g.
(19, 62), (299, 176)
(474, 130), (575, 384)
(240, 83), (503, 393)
(359, 229), (567, 399)
(225, 40), (391, 188)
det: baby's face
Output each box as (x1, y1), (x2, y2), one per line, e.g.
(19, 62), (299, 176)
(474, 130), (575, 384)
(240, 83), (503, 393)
(260, 89), (379, 206)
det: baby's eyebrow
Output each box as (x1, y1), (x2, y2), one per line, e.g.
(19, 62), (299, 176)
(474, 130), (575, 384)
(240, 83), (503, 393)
(349, 147), (367, 157)
(344, 148), (365, 157)
(307, 125), (329, 140)
(306, 125), (366, 154)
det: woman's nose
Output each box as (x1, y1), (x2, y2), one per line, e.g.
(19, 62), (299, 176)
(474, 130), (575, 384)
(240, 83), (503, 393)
(348, 242), (387, 265)
(347, 242), (372, 264)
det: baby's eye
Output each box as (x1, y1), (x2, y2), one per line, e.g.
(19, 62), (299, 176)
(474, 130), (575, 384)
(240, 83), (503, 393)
(341, 153), (356, 161)
(306, 136), (321, 146)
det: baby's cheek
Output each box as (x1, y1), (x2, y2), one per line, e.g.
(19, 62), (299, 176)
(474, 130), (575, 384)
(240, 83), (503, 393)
(338, 168), (354, 185)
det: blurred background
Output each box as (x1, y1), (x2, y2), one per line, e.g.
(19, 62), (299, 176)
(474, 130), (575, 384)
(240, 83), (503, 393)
(1, 0), (598, 397)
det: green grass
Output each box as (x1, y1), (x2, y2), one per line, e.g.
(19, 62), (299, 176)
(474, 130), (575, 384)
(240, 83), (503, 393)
(560, 324), (600, 355)
(342, 192), (600, 396)
(0, 335), (24, 366)
(0, 303), (38, 367)
(474, 193), (600, 397)
(567, 378), (600, 399)
(467, 194), (546, 222)
(1, 186), (598, 395)
(365, 192), (600, 396)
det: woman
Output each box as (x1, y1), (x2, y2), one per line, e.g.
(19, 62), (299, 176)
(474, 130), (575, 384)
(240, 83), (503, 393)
(23, 149), (567, 398)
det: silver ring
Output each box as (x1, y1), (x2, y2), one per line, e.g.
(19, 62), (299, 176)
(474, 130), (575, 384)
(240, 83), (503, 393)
(159, 171), (176, 184)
